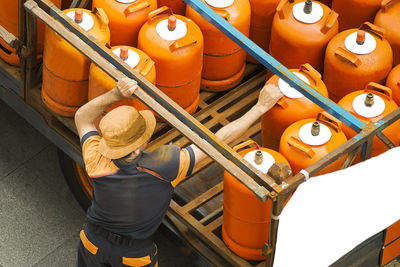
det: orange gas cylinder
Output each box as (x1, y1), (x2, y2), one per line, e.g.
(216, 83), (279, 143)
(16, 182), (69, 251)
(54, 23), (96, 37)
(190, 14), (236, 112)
(279, 112), (347, 175)
(261, 63), (329, 151)
(318, 0), (331, 7)
(157, 0), (186, 15)
(338, 83), (400, 158)
(386, 64), (400, 105)
(269, 0), (339, 73)
(374, 0), (400, 66)
(222, 140), (291, 260)
(138, 7), (203, 114)
(332, 0), (381, 31)
(88, 46), (156, 122)
(323, 23), (393, 103)
(246, 0), (280, 64)
(0, 0), (63, 66)
(186, 0), (251, 91)
(42, 8), (110, 117)
(92, 0), (157, 47)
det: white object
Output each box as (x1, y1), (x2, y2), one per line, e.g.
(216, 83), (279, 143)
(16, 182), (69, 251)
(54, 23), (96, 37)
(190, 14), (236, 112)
(352, 93), (385, 118)
(299, 169), (310, 181)
(243, 150), (275, 174)
(205, 0), (234, 8)
(66, 11), (94, 32)
(274, 147), (400, 267)
(292, 1), (324, 24)
(278, 72), (310, 99)
(112, 48), (140, 68)
(156, 18), (187, 41)
(299, 122), (332, 146)
(115, 0), (136, 3)
(345, 32), (377, 55)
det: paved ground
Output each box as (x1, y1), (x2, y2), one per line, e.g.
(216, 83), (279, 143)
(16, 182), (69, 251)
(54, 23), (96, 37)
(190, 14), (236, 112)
(0, 100), (205, 267)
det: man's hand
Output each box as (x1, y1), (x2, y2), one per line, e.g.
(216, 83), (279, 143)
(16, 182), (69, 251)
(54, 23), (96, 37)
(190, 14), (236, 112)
(255, 84), (283, 114)
(116, 78), (138, 99)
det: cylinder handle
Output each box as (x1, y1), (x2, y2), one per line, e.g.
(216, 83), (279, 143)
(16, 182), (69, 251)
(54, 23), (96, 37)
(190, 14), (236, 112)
(317, 111), (342, 133)
(287, 137), (315, 159)
(356, 30), (366, 45)
(334, 47), (362, 67)
(365, 82), (393, 101)
(148, 6), (173, 23)
(381, 0), (399, 12)
(233, 140), (260, 152)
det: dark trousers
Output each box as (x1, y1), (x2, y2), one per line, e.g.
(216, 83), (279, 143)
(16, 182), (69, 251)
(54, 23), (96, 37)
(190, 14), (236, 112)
(77, 224), (158, 267)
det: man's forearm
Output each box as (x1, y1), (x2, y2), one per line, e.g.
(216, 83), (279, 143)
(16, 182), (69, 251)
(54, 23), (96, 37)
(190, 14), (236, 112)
(75, 87), (121, 124)
(215, 105), (265, 145)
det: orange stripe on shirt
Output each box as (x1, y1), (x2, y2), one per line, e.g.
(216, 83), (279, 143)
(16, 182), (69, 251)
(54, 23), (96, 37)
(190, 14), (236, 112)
(82, 135), (119, 178)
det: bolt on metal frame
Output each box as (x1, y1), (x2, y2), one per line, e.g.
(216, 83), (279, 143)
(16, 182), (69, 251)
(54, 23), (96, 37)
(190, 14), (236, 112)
(21, 0), (400, 266)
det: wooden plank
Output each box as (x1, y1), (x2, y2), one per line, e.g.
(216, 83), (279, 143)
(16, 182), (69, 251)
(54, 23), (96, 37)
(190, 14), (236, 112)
(205, 215), (223, 232)
(199, 206), (223, 224)
(181, 182), (223, 214)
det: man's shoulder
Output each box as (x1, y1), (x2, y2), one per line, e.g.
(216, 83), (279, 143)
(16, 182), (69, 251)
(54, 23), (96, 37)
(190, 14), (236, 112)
(138, 145), (181, 182)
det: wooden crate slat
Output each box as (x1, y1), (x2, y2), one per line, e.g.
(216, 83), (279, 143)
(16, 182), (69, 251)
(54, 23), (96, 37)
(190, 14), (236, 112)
(205, 215), (223, 232)
(170, 200), (253, 267)
(181, 182), (223, 213)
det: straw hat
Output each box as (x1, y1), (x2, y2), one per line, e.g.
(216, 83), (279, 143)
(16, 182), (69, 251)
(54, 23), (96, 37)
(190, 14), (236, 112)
(98, 106), (156, 159)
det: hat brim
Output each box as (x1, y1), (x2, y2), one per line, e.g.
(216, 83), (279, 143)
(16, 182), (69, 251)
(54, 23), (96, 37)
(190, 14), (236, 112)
(97, 110), (156, 159)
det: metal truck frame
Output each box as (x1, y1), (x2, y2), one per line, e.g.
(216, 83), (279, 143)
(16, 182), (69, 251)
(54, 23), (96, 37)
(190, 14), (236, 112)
(0, 0), (399, 266)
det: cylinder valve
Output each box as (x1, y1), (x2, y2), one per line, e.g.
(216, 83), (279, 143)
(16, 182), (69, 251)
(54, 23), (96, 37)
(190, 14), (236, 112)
(120, 46), (129, 61)
(168, 16), (177, 31)
(254, 150), (263, 165)
(311, 121), (320, 136)
(365, 93), (374, 107)
(75, 9), (83, 24)
(303, 0), (313, 14)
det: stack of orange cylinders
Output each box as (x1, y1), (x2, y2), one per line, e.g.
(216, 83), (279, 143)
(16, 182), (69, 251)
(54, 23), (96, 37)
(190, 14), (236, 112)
(323, 23), (393, 102)
(246, 0), (280, 64)
(338, 83), (400, 158)
(138, 7), (203, 114)
(386, 65), (400, 105)
(92, 0), (157, 47)
(279, 112), (347, 175)
(157, 0), (186, 15)
(261, 63), (329, 151)
(42, 8), (110, 117)
(374, 0), (400, 66)
(332, 0), (381, 31)
(0, 0), (63, 66)
(269, 0), (339, 73)
(186, 0), (251, 91)
(88, 45), (156, 121)
(222, 140), (291, 260)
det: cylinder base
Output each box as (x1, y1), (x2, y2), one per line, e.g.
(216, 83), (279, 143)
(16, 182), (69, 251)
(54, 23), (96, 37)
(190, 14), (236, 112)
(201, 64), (246, 92)
(222, 225), (266, 261)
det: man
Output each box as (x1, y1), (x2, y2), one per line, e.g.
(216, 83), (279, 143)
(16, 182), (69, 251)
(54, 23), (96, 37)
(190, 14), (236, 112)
(74, 78), (282, 266)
